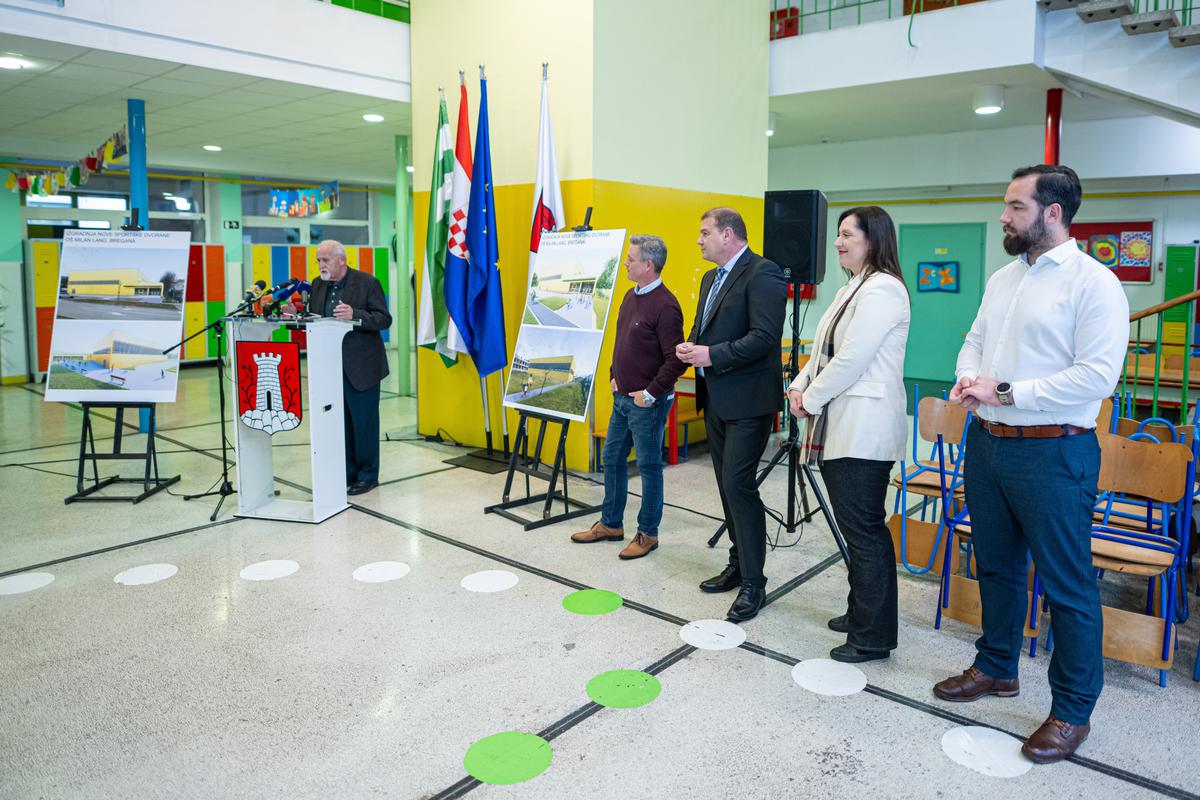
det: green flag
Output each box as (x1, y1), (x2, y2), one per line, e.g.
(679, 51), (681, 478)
(417, 96), (461, 366)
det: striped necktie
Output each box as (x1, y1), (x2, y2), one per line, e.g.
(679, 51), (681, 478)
(700, 267), (728, 332)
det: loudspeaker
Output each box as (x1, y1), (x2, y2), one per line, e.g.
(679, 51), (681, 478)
(763, 189), (828, 285)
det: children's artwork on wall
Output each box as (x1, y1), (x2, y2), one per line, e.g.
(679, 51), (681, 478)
(1069, 221), (1154, 283)
(917, 261), (960, 293)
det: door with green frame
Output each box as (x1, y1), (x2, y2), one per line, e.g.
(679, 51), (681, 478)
(898, 222), (986, 386)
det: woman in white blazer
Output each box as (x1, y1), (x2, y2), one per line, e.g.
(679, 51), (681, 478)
(787, 205), (910, 664)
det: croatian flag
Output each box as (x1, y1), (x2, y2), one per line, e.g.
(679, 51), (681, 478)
(443, 81), (474, 355)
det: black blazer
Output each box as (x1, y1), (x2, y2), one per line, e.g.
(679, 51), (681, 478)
(309, 269), (393, 391)
(687, 248), (787, 419)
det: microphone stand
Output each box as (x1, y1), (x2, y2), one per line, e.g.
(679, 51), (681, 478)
(162, 291), (261, 521)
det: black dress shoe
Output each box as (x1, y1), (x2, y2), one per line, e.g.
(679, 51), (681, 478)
(699, 563), (742, 593)
(830, 643), (890, 663)
(726, 584), (766, 623)
(827, 614), (850, 633)
(347, 480), (378, 496)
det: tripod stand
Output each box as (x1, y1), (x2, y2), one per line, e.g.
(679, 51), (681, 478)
(163, 293), (259, 521)
(705, 281), (850, 568)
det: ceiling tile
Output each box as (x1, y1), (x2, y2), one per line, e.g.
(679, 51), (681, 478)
(0, 33), (89, 61)
(244, 80), (329, 99)
(161, 65), (262, 88)
(132, 77), (226, 98)
(50, 64), (154, 88)
(70, 50), (178, 76)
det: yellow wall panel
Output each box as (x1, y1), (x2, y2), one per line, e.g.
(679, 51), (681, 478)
(307, 246), (318, 279)
(344, 245), (358, 270)
(414, 178), (761, 470)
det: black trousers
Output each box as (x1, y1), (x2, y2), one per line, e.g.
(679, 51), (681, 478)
(820, 457), (898, 651)
(343, 376), (381, 484)
(706, 412), (775, 588)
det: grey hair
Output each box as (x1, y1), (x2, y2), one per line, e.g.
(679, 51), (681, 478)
(317, 239), (347, 262)
(629, 234), (667, 272)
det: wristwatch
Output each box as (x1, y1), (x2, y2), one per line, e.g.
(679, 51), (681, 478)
(996, 382), (1014, 406)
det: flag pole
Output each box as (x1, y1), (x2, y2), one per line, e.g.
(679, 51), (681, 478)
(479, 376), (494, 455)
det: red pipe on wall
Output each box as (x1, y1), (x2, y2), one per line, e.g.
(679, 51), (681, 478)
(1044, 88), (1063, 166)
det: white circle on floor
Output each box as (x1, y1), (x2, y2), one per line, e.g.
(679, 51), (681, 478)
(239, 560), (300, 581)
(352, 561), (411, 583)
(679, 619), (747, 650)
(941, 726), (1033, 777)
(790, 658), (867, 696)
(0, 572), (54, 596)
(460, 570), (518, 593)
(114, 563), (178, 586)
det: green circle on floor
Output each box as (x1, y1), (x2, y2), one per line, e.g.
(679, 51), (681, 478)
(586, 669), (662, 708)
(562, 588), (623, 615)
(463, 731), (552, 785)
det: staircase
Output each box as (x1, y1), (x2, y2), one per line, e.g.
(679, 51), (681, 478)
(1038, 0), (1200, 47)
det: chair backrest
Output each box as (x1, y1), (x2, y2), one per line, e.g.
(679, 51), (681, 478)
(917, 396), (969, 445)
(1095, 397), (1114, 432)
(1114, 418), (1196, 444)
(1098, 433), (1193, 504)
(1164, 354), (1200, 371)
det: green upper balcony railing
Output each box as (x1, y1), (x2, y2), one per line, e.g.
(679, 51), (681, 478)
(317, 0), (409, 23)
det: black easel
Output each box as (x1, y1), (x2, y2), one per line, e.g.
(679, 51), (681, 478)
(704, 274), (850, 567)
(65, 402), (180, 504)
(484, 410), (601, 531)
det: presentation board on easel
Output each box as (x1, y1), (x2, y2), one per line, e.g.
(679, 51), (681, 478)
(502, 228), (625, 422)
(43, 230), (191, 404)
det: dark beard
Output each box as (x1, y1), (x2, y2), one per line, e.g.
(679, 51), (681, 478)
(1003, 215), (1050, 257)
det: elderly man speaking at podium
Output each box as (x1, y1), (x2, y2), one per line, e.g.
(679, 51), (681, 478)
(307, 239), (393, 496)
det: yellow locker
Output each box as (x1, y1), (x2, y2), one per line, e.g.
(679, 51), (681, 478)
(344, 246), (358, 270)
(32, 241), (60, 307)
(184, 301), (206, 360)
(251, 245), (272, 287)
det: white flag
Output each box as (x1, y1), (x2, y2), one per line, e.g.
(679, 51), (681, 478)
(528, 75), (564, 279)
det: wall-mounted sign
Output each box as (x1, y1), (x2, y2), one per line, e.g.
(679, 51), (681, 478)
(918, 261), (960, 293)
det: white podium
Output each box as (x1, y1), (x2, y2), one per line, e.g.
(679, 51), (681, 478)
(227, 316), (354, 523)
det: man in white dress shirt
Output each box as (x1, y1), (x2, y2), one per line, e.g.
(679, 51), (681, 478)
(933, 165), (1129, 764)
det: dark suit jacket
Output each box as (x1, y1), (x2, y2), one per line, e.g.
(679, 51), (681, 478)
(688, 248), (787, 420)
(309, 269), (393, 391)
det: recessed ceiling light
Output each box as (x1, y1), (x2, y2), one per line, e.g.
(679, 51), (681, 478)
(0, 57), (26, 70)
(362, 114), (385, 123)
(203, 144), (222, 152)
(973, 84), (1005, 116)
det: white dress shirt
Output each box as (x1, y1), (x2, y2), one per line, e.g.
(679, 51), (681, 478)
(956, 238), (1129, 428)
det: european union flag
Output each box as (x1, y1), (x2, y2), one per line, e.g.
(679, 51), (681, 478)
(464, 77), (508, 377)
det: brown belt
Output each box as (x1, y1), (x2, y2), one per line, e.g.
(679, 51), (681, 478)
(977, 419), (1093, 439)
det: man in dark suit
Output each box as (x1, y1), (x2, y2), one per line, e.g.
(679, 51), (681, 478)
(308, 239), (393, 495)
(677, 208), (786, 622)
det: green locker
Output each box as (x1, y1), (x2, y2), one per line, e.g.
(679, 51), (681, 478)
(374, 247), (390, 294)
(1163, 244), (1198, 326)
(206, 301), (224, 357)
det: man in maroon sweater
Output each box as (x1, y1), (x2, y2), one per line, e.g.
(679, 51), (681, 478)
(572, 235), (686, 559)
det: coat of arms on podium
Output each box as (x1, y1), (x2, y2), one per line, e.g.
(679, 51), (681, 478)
(236, 341), (302, 434)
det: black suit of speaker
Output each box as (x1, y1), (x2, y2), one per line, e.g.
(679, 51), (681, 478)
(763, 189), (828, 286)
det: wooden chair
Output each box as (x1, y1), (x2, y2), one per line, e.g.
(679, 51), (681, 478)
(1088, 433), (1192, 685)
(891, 397), (970, 582)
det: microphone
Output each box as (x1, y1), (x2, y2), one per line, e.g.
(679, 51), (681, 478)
(243, 279), (267, 302)
(266, 277), (299, 296)
(270, 278), (308, 301)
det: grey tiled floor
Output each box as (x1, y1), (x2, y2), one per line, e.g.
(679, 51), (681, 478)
(2, 354), (1198, 799)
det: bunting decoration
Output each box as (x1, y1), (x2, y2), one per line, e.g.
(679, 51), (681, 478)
(6, 124), (129, 195)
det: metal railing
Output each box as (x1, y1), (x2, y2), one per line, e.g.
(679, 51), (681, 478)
(1123, 288), (1200, 424)
(1131, 1), (1198, 26)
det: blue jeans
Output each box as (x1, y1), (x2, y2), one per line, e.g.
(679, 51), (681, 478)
(601, 393), (673, 537)
(964, 421), (1103, 725)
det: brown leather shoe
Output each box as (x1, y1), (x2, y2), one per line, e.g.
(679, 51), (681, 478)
(1022, 716), (1090, 764)
(932, 666), (1019, 702)
(618, 532), (658, 560)
(570, 521), (624, 543)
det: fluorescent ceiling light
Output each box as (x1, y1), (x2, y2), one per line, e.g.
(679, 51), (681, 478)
(203, 144), (222, 152)
(363, 114), (385, 122)
(0, 57), (26, 70)
(973, 84), (1005, 115)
